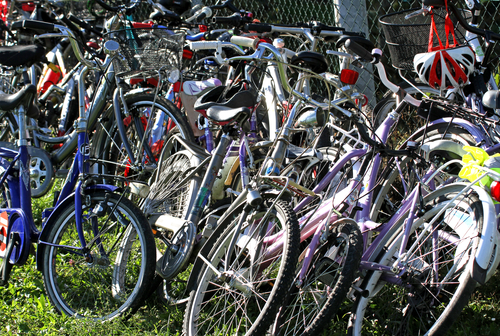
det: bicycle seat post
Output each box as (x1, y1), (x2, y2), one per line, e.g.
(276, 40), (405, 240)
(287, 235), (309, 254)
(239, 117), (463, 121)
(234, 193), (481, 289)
(15, 104), (28, 147)
(187, 124), (238, 225)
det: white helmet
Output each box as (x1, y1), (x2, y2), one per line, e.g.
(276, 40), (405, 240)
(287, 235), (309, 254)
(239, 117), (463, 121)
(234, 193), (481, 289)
(413, 45), (475, 91)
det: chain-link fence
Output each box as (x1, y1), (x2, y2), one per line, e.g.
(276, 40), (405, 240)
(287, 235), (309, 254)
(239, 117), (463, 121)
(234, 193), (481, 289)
(222, 0), (500, 101)
(133, 0), (500, 102)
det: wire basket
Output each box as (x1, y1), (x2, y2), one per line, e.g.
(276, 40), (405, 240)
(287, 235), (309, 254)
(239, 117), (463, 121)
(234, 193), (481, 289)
(107, 28), (185, 78)
(379, 7), (470, 71)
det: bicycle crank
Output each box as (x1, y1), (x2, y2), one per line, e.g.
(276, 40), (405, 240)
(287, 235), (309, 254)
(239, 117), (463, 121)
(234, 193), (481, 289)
(155, 215), (196, 280)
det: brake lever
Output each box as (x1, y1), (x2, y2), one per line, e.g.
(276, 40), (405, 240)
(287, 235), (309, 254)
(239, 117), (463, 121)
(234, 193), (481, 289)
(404, 6), (431, 20)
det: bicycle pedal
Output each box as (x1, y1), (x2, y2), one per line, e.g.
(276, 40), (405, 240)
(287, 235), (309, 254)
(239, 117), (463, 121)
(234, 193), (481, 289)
(0, 232), (20, 286)
(0, 255), (13, 287)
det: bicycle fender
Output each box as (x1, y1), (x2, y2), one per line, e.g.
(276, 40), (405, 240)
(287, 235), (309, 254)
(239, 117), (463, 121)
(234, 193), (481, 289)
(419, 139), (467, 162)
(470, 184), (500, 285)
(426, 118), (493, 148)
(35, 185), (119, 272)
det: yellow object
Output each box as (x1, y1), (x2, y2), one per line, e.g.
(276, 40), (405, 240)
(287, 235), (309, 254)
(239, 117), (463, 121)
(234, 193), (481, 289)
(459, 146), (500, 187)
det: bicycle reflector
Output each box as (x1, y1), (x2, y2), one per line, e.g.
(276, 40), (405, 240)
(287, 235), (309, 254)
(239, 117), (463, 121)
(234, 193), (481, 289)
(340, 69), (359, 85)
(490, 181), (500, 202)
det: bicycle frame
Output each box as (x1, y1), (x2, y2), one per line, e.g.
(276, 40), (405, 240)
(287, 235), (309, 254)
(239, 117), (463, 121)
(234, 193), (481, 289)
(0, 87), (119, 279)
(257, 97), (498, 286)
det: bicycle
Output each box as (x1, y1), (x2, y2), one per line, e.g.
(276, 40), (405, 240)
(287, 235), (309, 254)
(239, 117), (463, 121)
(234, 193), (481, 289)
(0, 39), (156, 320)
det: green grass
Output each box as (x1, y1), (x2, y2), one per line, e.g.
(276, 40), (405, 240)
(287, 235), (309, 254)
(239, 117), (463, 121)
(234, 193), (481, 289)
(0, 183), (498, 335)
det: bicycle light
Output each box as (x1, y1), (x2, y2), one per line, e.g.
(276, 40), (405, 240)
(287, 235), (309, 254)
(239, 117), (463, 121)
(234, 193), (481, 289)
(103, 40), (120, 55)
(340, 69), (359, 85)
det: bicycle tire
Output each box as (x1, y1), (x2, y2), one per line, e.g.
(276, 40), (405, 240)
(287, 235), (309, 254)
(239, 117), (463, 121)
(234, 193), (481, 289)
(41, 190), (156, 320)
(272, 219), (362, 336)
(90, 93), (195, 180)
(349, 184), (482, 336)
(183, 198), (300, 336)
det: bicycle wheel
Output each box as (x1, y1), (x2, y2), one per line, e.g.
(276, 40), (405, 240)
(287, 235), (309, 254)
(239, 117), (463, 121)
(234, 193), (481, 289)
(143, 149), (200, 220)
(371, 123), (475, 224)
(90, 93), (194, 180)
(349, 184), (482, 336)
(183, 198), (300, 336)
(272, 219), (362, 336)
(41, 190), (156, 320)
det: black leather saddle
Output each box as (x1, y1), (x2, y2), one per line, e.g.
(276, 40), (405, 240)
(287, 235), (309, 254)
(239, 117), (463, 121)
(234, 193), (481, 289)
(206, 106), (250, 126)
(0, 84), (39, 118)
(290, 51), (329, 74)
(0, 45), (46, 67)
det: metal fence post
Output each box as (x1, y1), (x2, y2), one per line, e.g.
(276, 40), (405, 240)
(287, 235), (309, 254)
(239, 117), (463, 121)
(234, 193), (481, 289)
(333, 0), (376, 108)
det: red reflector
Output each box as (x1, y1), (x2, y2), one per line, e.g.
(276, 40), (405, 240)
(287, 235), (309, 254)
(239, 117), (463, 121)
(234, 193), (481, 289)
(491, 181), (500, 202)
(355, 94), (369, 107)
(146, 77), (158, 87)
(86, 41), (100, 50)
(22, 2), (35, 12)
(132, 22), (153, 28)
(183, 49), (193, 59)
(172, 81), (182, 92)
(340, 69), (359, 85)
(198, 25), (208, 32)
(129, 78), (144, 86)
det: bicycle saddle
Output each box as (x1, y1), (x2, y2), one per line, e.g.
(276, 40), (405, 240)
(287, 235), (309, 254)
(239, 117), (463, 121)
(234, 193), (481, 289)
(194, 83), (257, 111)
(0, 84), (38, 118)
(206, 106), (250, 126)
(336, 35), (374, 52)
(290, 51), (329, 74)
(0, 45), (46, 67)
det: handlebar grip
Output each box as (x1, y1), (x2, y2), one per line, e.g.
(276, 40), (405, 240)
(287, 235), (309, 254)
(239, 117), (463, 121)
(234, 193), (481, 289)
(230, 36), (258, 49)
(189, 41), (220, 50)
(187, 6), (213, 22)
(245, 23), (272, 33)
(13, 20), (56, 31)
(345, 39), (374, 62)
(213, 13), (241, 26)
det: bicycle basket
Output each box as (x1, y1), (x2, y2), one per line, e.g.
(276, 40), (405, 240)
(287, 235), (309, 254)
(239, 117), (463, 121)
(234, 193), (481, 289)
(379, 7), (470, 71)
(107, 28), (185, 78)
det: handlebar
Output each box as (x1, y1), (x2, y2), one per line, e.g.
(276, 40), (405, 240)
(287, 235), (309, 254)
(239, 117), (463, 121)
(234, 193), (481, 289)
(230, 35), (259, 49)
(13, 20), (97, 70)
(345, 39), (374, 62)
(210, 0), (240, 13)
(186, 6), (213, 23)
(213, 13), (253, 27)
(68, 13), (103, 38)
(244, 22), (345, 38)
(448, 3), (500, 41)
(12, 19), (56, 31)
